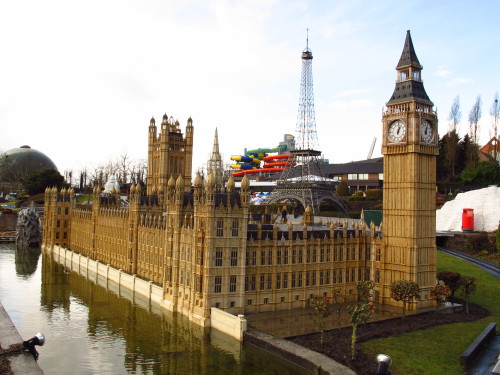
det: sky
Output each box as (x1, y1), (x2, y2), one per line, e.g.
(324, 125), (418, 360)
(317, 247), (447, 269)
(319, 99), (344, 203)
(1, 0), (499, 182)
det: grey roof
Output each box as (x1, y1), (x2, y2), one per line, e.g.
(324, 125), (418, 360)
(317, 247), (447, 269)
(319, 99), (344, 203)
(321, 157), (383, 175)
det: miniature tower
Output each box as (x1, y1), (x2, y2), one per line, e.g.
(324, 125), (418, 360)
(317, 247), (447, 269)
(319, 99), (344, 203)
(268, 33), (346, 213)
(206, 128), (224, 188)
(146, 114), (194, 195)
(380, 31), (438, 308)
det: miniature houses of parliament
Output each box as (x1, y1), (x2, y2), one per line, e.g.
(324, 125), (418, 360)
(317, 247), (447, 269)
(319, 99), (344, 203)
(42, 31), (437, 326)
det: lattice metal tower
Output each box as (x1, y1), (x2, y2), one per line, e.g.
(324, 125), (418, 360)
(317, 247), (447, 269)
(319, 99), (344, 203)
(267, 34), (347, 213)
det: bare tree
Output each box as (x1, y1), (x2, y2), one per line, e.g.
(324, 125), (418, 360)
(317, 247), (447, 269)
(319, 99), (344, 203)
(448, 96), (462, 132)
(490, 92), (499, 162)
(445, 96), (462, 179)
(117, 153), (129, 184)
(468, 95), (482, 144)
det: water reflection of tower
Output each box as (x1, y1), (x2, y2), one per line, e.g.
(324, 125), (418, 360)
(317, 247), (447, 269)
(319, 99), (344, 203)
(268, 33), (346, 213)
(40, 253), (71, 313)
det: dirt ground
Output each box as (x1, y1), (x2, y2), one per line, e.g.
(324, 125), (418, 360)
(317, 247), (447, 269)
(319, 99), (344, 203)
(288, 301), (489, 375)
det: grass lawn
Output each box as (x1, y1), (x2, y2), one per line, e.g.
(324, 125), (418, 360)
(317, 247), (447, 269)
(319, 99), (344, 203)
(362, 251), (500, 375)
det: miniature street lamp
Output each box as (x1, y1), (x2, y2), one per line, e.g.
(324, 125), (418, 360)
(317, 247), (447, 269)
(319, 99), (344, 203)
(23, 332), (45, 360)
(376, 354), (392, 375)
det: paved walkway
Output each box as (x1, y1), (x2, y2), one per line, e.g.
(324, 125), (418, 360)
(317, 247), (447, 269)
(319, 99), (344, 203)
(0, 303), (43, 374)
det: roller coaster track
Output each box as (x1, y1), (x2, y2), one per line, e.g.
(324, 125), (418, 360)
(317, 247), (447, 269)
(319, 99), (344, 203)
(438, 247), (500, 278)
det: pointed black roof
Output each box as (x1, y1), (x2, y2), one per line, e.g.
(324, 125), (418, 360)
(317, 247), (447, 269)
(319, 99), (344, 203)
(396, 30), (422, 69)
(387, 31), (432, 106)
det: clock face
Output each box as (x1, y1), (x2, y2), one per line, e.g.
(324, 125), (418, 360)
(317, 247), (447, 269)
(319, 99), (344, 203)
(421, 120), (434, 143)
(388, 120), (406, 142)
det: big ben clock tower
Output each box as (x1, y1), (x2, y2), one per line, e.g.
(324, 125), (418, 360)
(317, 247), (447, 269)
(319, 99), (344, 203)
(381, 31), (438, 308)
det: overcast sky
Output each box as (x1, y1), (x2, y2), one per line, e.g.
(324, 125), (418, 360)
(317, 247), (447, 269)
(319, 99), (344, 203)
(1, 0), (498, 180)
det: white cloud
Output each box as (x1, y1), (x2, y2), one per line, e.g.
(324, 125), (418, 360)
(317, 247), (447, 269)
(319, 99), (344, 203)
(434, 69), (452, 77)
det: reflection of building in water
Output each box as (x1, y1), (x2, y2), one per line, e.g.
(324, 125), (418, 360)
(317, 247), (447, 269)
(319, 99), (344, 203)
(40, 251), (241, 374)
(42, 31), (438, 326)
(40, 253), (71, 313)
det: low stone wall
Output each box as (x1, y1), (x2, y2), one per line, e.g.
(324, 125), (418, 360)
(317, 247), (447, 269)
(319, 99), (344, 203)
(52, 245), (164, 304)
(211, 308), (247, 341)
(461, 322), (497, 371)
(49, 245), (211, 328)
(244, 328), (356, 375)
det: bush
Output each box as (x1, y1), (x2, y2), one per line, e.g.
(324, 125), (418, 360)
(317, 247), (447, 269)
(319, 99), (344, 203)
(497, 222), (500, 252)
(336, 181), (349, 196)
(365, 189), (382, 200)
(436, 271), (462, 299)
(390, 280), (420, 320)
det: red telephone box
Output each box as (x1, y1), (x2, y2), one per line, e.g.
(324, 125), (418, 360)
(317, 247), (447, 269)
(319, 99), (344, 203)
(462, 208), (474, 232)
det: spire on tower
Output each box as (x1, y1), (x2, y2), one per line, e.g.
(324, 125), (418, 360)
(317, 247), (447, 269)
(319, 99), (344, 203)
(207, 127), (224, 188)
(387, 30), (432, 106)
(396, 30), (422, 69)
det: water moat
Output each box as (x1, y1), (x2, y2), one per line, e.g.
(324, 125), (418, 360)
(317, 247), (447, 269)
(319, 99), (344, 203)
(0, 244), (306, 374)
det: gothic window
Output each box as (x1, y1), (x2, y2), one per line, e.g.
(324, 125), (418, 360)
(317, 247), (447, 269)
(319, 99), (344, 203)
(231, 220), (239, 236)
(230, 249), (238, 266)
(260, 274), (265, 290)
(312, 271), (317, 286)
(268, 250), (273, 265)
(292, 249), (296, 264)
(215, 249), (222, 267)
(251, 275), (256, 291)
(64, 220), (68, 228)
(56, 220), (60, 228)
(55, 232), (60, 239)
(245, 276), (249, 291)
(64, 207), (69, 215)
(267, 274), (272, 290)
(306, 271), (310, 286)
(326, 270), (330, 284)
(283, 274), (288, 289)
(366, 246), (371, 260)
(375, 269), (381, 283)
(346, 269), (350, 282)
(277, 249), (281, 265)
(261, 250), (266, 265)
(306, 249), (311, 263)
(245, 251), (249, 266)
(63, 232), (67, 240)
(334, 247), (338, 261)
(283, 249), (288, 264)
(326, 247), (331, 262)
(229, 276), (237, 293)
(365, 268), (371, 281)
(276, 274), (281, 289)
(214, 276), (222, 293)
(351, 248), (356, 261)
(333, 270), (337, 284)
(298, 272), (303, 287)
(196, 276), (203, 293)
(298, 249), (303, 263)
(358, 268), (363, 281)
(319, 271), (324, 285)
(312, 249), (317, 263)
(351, 268), (356, 282)
(251, 250), (256, 266)
(346, 247), (350, 260)
(338, 269), (343, 283)
(216, 219), (224, 236)
(291, 273), (296, 288)
(320, 248), (325, 262)
(376, 248), (381, 261)
(57, 207), (61, 215)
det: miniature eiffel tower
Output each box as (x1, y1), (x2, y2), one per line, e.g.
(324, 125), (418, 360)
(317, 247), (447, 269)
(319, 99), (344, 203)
(267, 34), (347, 214)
